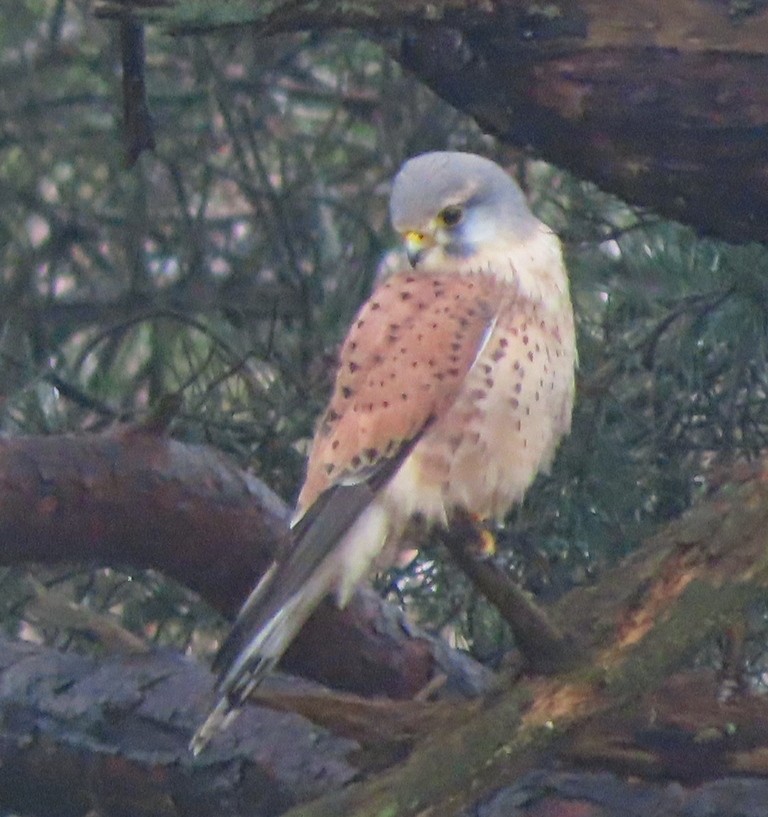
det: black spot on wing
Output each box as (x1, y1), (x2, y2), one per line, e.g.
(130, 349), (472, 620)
(210, 428), (429, 687)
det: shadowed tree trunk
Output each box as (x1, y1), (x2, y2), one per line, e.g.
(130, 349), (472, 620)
(100, 0), (768, 242)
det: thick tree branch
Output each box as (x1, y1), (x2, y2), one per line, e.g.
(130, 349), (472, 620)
(276, 460), (768, 817)
(2, 434), (768, 814)
(0, 429), (284, 615)
(4, 628), (768, 817)
(0, 635), (360, 817)
(100, 0), (768, 242)
(0, 430), (491, 699)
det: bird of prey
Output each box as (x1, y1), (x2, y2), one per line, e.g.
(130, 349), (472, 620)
(191, 151), (576, 753)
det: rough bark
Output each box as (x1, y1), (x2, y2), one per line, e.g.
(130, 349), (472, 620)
(3, 455), (768, 815)
(273, 459), (768, 817)
(0, 635), (360, 817)
(0, 430), (491, 699)
(101, 0), (768, 243)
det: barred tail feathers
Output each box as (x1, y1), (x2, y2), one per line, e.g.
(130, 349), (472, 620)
(190, 572), (331, 755)
(190, 496), (392, 755)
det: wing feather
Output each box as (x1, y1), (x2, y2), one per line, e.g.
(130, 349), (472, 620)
(210, 428), (426, 682)
(297, 270), (503, 514)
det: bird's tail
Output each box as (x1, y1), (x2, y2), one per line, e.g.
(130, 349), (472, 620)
(190, 464), (409, 755)
(189, 560), (332, 755)
(189, 693), (239, 756)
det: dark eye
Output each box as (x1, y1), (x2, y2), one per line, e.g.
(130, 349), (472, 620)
(438, 205), (464, 228)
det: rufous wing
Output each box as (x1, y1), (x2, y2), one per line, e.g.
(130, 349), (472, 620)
(296, 270), (504, 517)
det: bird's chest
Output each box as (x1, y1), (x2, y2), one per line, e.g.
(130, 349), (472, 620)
(387, 298), (575, 525)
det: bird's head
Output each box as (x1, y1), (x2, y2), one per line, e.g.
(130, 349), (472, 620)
(389, 151), (538, 270)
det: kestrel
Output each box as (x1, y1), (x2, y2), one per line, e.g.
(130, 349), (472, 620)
(191, 151), (576, 753)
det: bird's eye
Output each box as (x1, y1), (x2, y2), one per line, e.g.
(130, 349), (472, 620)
(438, 205), (464, 228)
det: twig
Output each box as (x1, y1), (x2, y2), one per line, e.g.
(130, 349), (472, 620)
(439, 511), (580, 674)
(119, 15), (155, 165)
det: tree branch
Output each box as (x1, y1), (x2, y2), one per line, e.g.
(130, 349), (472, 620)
(277, 460), (768, 817)
(0, 635), (360, 817)
(99, 0), (768, 242)
(2, 433), (768, 814)
(0, 430), (492, 699)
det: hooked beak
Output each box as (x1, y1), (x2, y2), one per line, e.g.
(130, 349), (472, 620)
(403, 230), (434, 268)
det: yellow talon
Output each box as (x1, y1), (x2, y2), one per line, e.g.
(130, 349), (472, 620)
(464, 512), (497, 557)
(478, 528), (497, 557)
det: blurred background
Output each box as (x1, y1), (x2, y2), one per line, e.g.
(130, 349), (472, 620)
(2, 1), (768, 678)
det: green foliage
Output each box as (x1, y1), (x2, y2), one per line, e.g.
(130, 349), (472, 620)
(1, 1), (768, 668)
